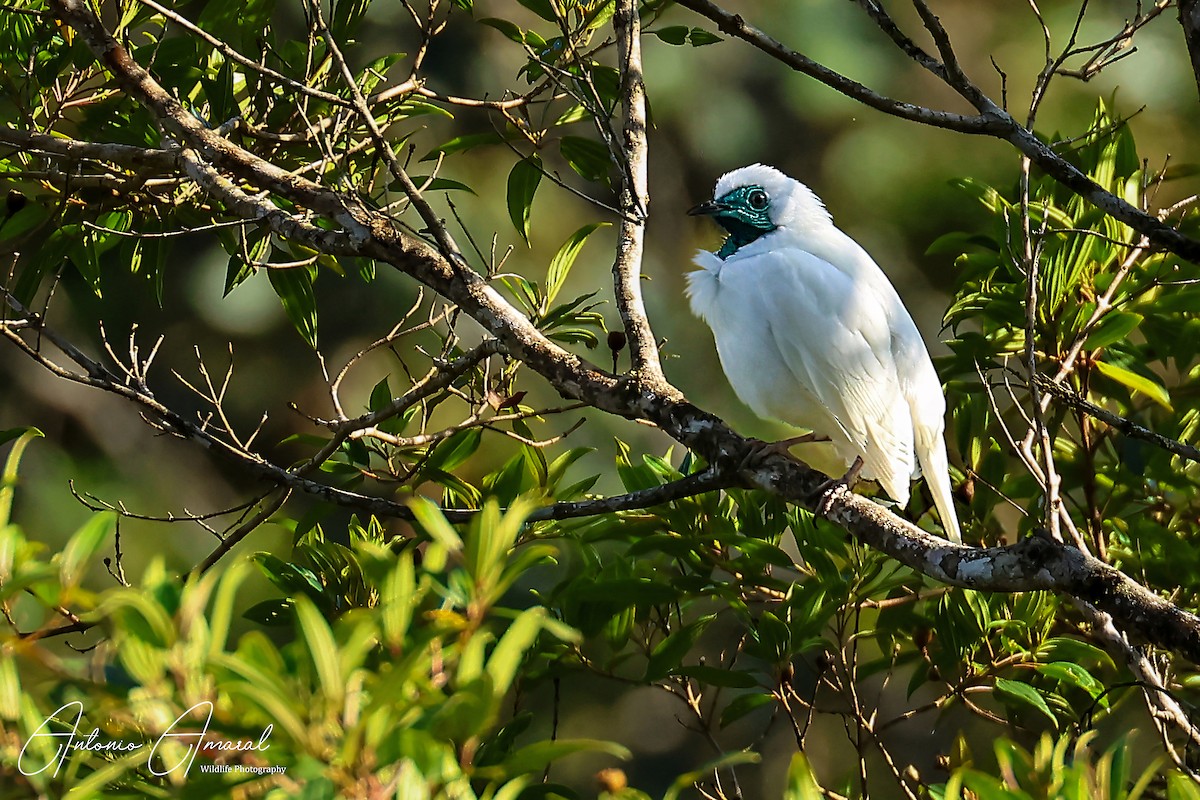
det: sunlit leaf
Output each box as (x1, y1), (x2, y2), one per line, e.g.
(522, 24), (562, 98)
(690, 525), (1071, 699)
(1094, 359), (1171, 410)
(546, 222), (609, 306)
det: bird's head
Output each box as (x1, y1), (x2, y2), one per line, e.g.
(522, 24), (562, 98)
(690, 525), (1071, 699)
(689, 164), (830, 259)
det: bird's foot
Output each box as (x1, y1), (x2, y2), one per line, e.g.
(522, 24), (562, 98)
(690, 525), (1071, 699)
(738, 433), (830, 471)
(776, 432), (830, 448)
(811, 456), (865, 517)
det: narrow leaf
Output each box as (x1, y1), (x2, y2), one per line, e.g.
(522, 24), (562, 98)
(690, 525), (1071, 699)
(408, 496), (464, 553)
(1083, 311), (1142, 350)
(1095, 359), (1172, 410)
(486, 606), (544, 695)
(502, 738), (631, 775)
(507, 156), (542, 245)
(294, 596), (342, 703)
(993, 677), (1057, 727)
(546, 222), (609, 305)
(60, 512), (114, 587)
(267, 267), (318, 349)
(0, 428), (43, 530)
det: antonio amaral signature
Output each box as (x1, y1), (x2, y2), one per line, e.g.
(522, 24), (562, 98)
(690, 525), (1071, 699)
(18, 701), (274, 778)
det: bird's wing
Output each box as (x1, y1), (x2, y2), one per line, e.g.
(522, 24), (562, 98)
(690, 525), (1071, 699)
(750, 247), (917, 503)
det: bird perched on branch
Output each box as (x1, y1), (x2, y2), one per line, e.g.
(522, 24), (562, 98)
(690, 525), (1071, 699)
(686, 164), (962, 543)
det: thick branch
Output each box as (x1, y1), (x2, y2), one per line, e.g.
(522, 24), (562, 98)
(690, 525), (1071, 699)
(0, 127), (178, 168)
(812, 485), (1200, 664)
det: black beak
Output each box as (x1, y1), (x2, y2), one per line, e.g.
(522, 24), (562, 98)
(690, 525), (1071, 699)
(688, 199), (726, 217)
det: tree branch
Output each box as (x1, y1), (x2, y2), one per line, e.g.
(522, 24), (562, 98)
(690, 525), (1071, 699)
(1036, 375), (1200, 463)
(1179, 0), (1200, 101)
(674, 0), (1200, 264)
(611, 0), (663, 381)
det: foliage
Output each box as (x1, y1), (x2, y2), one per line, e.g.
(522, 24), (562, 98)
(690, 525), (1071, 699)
(2, 474), (621, 798)
(938, 100), (1200, 572)
(5, 426), (1198, 796)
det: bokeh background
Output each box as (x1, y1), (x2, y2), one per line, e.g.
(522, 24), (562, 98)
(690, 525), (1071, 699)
(4, 0), (1200, 795)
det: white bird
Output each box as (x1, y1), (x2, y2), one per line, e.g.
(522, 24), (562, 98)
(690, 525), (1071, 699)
(685, 164), (962, 542)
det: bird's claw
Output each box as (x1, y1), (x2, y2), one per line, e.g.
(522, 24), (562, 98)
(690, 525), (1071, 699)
(737, 433), (829, 472)
(810, 456), (865, 517)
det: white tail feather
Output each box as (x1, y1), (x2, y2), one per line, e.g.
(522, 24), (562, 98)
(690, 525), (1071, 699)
(914, 434), (961, 543)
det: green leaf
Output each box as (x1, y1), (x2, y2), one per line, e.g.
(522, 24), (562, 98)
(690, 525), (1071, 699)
(267, 267), (318, 349)
(993, 677), (1057, 727)
(406, 176), (477, 194)
(95, 586), (175, 648)
(559, 136), (610, 183)
(502, 738), (631, 776)
(209, 560), (250, 653)
(664, 751), (760, 800)
(501, 274), (543, 314)
(1082, 312), (1142, 350)
(294, 595), (342, 703)
(507, 156), (543, 245)
(423, 131), (509, 160)
(1094, 359), (1171, 410)
(553, 104), (588, 126)
(572, 578), (677, 605)
(950, 176), (1008, 213)
(0, 649), (20, 722)
(677, 665), (760, 689)
(546, 222), (609, 306)
(224, 256), (256, 296)
(480, 17), (524, 42)
(783, 752), (823, 800)
(583, 0), (615, 29)
(0, 202), (49, 241)
(0, 427), (43, 530)
(59, 512), (114, 587)
(424, 428), (483, 473)
(651, 25), (688, 45)
(487, 607), (546, 695)
(1036, 637), (1115, 669)
(1034, 661), (1104, 699)
(368, 376), (392, 412)
(688, 27), (722, 46)
(253, 553), (325, 599)
(408, 496), (464, 553)
(719, 691), (774, 727)
(926, 231), (997, 256)
(516, 0), (557, 21)
(1169, 772), (1200, 800)
(645, 614), (715, 681)
(243, 597), (294, 626)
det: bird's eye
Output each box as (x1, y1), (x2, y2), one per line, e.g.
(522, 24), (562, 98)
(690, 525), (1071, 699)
(747, 189), (769, 210)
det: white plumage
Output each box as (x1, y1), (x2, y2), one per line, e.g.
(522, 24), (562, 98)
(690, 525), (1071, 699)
(686, 164), (961, 542)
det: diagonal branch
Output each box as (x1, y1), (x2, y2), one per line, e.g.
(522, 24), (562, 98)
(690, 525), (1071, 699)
(1036, 375), (1200, 464)
(673, 0), (998, 134)
(674, 0), (1200, 264)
